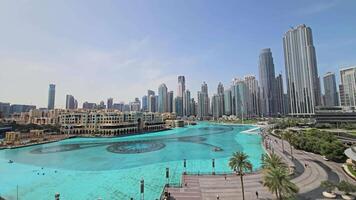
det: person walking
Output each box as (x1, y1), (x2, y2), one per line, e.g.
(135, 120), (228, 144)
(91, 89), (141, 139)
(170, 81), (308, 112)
(216, 194), (220, 200)
(255, 191), (259, 199)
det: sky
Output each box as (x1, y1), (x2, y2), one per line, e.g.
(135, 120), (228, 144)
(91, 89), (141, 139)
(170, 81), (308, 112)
(0, 0), (356, 108)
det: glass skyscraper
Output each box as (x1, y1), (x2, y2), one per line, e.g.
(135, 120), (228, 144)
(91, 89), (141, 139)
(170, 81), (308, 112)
(47, 84), (56, 110)
(283, 24), (321, 115)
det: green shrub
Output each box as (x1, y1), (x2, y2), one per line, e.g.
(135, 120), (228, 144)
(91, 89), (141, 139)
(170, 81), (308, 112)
(337, 180), (356, 195)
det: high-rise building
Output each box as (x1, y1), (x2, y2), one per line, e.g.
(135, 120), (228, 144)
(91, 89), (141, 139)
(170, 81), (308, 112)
(231, 78), (248, 118)
(211, 94), (221, 119)
(190, 98), (196, 116)
(339, 66), (356, 106)
(112, 103), (123, 111)
(98, 101), (106, 109)
(148, 95), (156, 112)
(275, 74), (285, 115)
(148, 90), (155, 97)
(158, 84), (168, 113)
(259, 48), (276, 117)
(177, 76), (185, 97)
(0, 102), (11, 117)
(283, 24), (321, 115)
(197, 82), (210, 119)
(10, 104), (36, 114)
(224, 89), (232, 116)
(184, 90), (191, 116)
(201, 81), (208, 94)
(174, 96), (183, 117)
(65, 95), (76, 109)
(167, 91), (174, 113)
(48, 84), (56, 110)
(83, 102), (97, 109)
(244, 75), (260, 117)
(142, 95), (148, 111)
(323, 72), (339, 106)
(217, 82), (225, 117)
(130, 98), (141, 112)
(107, 98), (114, 109)
(155, 95), (159, 112)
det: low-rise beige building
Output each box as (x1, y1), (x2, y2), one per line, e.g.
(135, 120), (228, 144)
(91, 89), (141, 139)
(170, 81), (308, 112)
(4, 130), (45, 145)
(59, 111), (166, 136)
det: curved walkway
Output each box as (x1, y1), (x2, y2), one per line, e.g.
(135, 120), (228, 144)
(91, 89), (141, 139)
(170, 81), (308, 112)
(165, 130), (355, 200)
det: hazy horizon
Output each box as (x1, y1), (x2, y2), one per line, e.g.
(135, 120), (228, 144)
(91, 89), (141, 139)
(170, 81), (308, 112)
(1, 0), (356, 108)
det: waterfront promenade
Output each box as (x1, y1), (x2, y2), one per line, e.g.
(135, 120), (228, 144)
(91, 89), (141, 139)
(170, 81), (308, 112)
(165, 131), (356, 200)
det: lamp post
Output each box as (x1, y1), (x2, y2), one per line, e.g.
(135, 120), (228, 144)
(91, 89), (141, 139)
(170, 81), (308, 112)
(166, 167), (170, 187)
(212, 159), (215, 175)
(140, 178), (144, 200)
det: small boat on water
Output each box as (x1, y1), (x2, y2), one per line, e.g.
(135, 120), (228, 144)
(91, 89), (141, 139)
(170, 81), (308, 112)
(213, 147), (223, 152)
(8, 160), (13, 163)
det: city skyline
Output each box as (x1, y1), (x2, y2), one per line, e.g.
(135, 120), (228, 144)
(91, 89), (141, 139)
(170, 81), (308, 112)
(1, 0), (356, 107)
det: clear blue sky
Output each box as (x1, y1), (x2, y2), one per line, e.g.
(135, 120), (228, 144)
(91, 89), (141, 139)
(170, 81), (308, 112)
(0, 0), (355, 108)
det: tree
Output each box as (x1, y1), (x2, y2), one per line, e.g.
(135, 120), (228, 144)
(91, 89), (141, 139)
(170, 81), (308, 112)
(321, 141), (346, 162)
(337, 180), (356, 195)
(261, 153), (287, 172)
(283, 131), (295, 160)
(263, 167), (298, 200)
(320, 181), (336, 193)
(229, 151), (253, 200)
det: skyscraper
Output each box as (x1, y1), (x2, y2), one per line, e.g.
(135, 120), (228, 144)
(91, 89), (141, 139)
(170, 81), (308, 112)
(174, 96), (183, 117)
(212, 94), (221, 119)
(148, 90), (155, 97)
(0, 102), (11, 118)
(177, 76), (185, 97)
(48, 84), (56, 110)
(283, 24), (321, 115)
(66, 95), (76, 109)
(217, 82), (225, 117)
(167, 91), (174, 113)
(197, 82), (210, 119)
(275, 74), (285, 116)
(224, 89), (232, 116)
(130, 98), (141, 112)
(142, 95), (148, 111)
(231, 78), (248, 117)
(259, 48), (276, 117)
(107, 98), (113, 109)
(184, 90), (191, 116)
(190, 98), (196, 116)
(158, 83), (168, 113)
(148, 95), (156, 112)
(323, 72), (339, 106)
(244, 75), (260, 117)
(339, 66), (356, 106)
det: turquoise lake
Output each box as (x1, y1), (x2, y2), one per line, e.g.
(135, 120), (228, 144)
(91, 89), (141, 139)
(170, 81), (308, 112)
(0, 122), (264, 200)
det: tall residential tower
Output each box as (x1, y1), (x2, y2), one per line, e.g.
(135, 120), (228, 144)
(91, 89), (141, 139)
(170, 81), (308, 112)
(48, 84), (56, 110)
(283, 24), (321, 115)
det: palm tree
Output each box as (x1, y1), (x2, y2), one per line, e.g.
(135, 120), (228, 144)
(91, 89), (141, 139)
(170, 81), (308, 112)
(261, 153), (287, 172)
(263, 166), (298, 199)
(283, 131), (294, 160)
(229, 151), (253, 200)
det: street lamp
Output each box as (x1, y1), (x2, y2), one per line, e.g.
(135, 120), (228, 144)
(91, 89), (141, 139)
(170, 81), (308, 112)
(166, 167), (170, 187)
(212, 159), (215, 175)
(140, 178), (144, 200)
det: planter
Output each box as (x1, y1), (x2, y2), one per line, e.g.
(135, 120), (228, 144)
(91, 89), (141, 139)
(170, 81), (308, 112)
(322, 191), (336, 198)
(341, 194), (353, 200)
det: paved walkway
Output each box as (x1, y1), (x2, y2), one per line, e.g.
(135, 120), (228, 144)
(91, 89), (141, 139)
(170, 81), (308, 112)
(164, 130), (356, 200)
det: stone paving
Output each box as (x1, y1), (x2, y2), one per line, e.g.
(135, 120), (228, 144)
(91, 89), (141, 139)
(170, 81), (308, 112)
(164, 130), (356, 200)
